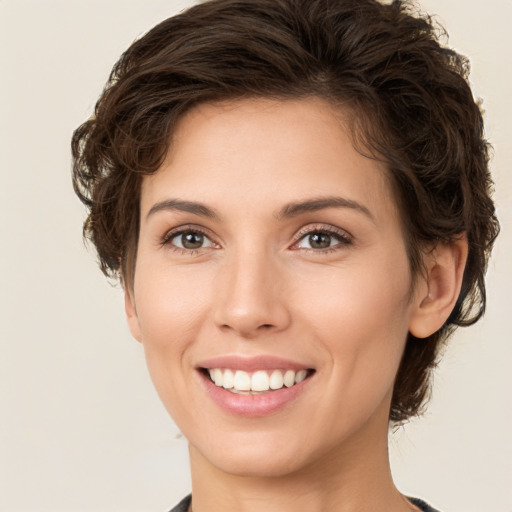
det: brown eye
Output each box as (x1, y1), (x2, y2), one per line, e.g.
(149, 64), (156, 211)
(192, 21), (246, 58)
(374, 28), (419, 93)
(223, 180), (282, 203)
(168, 230), (214, 250)
(181, 232), (204, 249)
(295, 228), (351, 251)
(308, 232), (332, 249)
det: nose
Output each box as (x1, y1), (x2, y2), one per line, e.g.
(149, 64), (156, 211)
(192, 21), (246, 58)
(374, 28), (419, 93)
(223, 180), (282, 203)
(212, 247), (291, 339)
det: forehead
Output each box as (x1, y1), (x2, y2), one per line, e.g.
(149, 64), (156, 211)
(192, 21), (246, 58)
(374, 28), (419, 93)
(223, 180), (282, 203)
(140, 97), (398, 225)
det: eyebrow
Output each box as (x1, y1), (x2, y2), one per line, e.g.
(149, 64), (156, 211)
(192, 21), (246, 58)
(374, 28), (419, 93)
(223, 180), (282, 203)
(275, 196), (375, 222)
(146, 195), (374, 223)
(146, 199), (221, 221)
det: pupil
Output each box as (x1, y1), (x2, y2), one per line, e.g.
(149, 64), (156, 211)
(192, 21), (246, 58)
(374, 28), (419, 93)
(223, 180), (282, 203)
(309, 232), (331, 249)
(182, 232), (203, 249)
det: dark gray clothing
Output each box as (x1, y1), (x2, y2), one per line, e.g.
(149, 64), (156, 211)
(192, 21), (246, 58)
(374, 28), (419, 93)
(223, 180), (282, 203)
(168, 494), (441, 511)
(409, 497), (441, 511)
(168, 495), (191, 512)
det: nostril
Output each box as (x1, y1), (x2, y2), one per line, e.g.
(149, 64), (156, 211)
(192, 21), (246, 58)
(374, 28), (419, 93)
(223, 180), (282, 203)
(255, 324), (276, 332)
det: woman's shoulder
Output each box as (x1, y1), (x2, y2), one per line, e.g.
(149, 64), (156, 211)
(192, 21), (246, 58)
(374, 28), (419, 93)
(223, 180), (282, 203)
(168, 495), (441, 512)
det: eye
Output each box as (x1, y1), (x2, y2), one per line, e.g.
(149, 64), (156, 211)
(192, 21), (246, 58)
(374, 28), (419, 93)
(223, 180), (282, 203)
(293, 226), (352, 252)
(163, 228), (216, 252)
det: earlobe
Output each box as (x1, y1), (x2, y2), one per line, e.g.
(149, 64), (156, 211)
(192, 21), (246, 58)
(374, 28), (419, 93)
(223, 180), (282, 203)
(124, 289), (142, 343)
(409, 235), (468, 339)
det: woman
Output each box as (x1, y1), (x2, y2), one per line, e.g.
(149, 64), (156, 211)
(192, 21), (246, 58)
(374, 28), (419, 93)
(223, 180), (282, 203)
(72, 0), (499, 511)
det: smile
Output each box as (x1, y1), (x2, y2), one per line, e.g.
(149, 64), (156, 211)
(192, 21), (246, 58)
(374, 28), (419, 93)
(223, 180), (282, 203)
(196, 356), (316, 416)
(206, 368), (312, 394)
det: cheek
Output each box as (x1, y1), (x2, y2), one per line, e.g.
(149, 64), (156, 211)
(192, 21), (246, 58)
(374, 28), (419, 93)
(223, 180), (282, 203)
(134, 263), (212, 348)
(132, 263), (215, 420)
(131, 262), (215, 400)
(294, 251), (412, 386)
(293, 248), (412, 336)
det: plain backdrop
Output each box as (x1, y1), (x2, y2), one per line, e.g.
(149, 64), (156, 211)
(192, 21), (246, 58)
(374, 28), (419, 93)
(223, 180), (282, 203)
(0, 1), (510, 511)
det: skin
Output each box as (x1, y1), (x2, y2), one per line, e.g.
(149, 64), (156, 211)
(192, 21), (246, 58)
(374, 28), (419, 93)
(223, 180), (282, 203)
(125, 97), (467, 512)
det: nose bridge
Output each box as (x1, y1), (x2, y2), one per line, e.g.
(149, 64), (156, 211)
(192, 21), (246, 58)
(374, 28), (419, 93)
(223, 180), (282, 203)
(213, 242), (290, 337)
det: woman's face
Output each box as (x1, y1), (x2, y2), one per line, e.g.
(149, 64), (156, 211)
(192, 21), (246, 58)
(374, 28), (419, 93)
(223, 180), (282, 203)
(126, 97), (420, 477)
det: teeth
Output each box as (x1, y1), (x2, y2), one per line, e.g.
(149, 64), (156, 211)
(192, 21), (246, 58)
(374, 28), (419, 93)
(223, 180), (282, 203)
(251, 371), (270, 391)
(223, 369), (234, 389)
(283, 370), (295, 388)
(206, 368), (311, 393)
(269, 369), (284, 390)
(211, 368), (223, 387)
(233, 370), (251, 391)
(295, 369), (308, 384)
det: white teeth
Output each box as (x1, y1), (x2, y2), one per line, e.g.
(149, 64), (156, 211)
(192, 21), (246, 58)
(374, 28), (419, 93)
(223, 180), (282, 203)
(206, 368), (311, 393)
(212, 368), (223, 387)
(223, 369), (234, 389)
(283, 370), (295, 388)
(269, 369), (284, 390)
(251, 371), (270, 392)
(233, 370), (251, 391)
(295, 369), (308, 384)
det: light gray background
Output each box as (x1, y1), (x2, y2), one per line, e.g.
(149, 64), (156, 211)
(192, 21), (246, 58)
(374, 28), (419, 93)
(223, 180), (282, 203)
(1, 1), (510, 511)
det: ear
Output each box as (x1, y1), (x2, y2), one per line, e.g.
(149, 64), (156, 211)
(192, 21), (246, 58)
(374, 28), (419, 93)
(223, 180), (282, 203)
(408, 235), (468, 339)
(124, 288), (142, 343)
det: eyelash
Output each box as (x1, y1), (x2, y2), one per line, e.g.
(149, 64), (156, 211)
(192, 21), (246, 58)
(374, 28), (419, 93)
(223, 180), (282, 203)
(292, 224), (352, 254)
(160, 225), (215, 256)
(160, 224), (352, 256)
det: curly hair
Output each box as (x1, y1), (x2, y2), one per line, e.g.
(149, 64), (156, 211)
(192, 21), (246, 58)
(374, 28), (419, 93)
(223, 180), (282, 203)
(72, 0), (499, 423)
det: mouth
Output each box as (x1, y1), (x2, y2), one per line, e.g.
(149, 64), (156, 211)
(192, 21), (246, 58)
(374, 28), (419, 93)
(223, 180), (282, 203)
(195, 355), (316, 416)
(200, 367), (316, 395)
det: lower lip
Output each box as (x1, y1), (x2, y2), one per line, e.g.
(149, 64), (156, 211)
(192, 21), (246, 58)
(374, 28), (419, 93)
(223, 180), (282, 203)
(198, 371), (313, 417)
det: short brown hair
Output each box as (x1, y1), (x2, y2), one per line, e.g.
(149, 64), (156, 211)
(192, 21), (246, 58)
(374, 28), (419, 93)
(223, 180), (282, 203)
(72, 0), (499, 423)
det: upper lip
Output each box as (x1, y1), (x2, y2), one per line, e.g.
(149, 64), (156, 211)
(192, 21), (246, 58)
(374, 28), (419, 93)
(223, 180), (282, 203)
(196, 355), (313, 372)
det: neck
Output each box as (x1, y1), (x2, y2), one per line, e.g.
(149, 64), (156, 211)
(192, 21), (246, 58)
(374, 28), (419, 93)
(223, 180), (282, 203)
(187, 409), (416, 512)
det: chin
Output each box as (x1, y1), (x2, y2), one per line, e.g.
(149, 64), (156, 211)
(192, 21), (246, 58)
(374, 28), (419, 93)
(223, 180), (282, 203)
(191, 431), (315, 479)
(211, 451), (307, 479)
